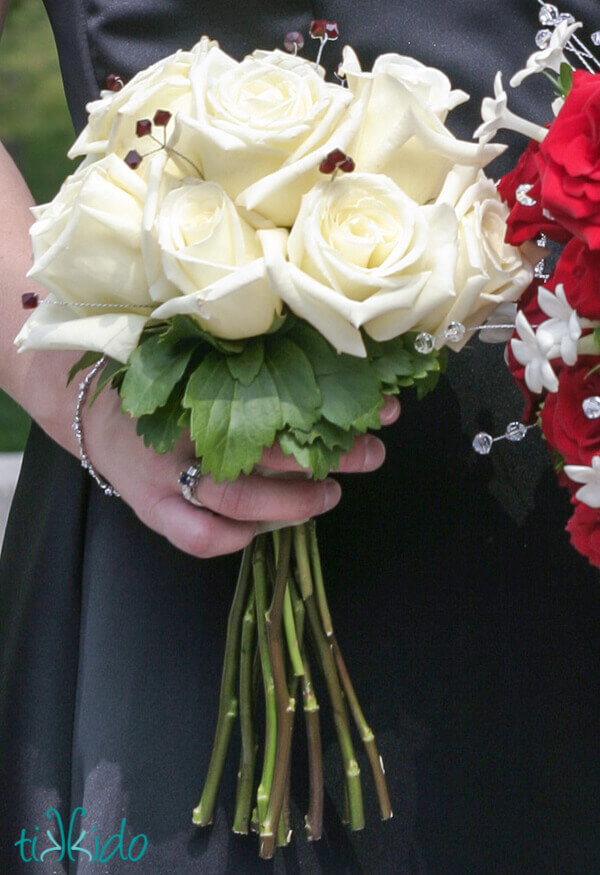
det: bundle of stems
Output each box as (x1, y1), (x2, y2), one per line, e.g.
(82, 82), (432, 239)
(192, 520), (393, 859)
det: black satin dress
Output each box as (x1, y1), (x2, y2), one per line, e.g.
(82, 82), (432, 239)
(2, 1), (600, 872)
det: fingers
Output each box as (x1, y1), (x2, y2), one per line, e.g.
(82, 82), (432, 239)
(192, 472), (341, 522)
(143, 494), (256, 558)
(379, 394), (401, 426)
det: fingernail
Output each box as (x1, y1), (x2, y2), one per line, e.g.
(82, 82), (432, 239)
(365, 437), (385, 469)
(323, 479), (341, 510)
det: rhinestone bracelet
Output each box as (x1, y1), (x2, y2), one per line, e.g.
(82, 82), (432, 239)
(72, 356), (120, 498)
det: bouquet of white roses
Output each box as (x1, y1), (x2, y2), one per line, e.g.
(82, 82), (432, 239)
(16, 22), (535, 856)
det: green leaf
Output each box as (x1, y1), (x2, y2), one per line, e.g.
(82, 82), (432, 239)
(183, 353), (283, 481)
(136, 387), (186, 454)
(263, 337), (321, 432)
(67, 350), (102, 385)
(278, 431), (341, 480)
(90, 357), (127, 405)
(226, 338), (264, 386)
(120, 334), (194, 418)
(289, 322), (382, 432)
(290, 420), (358, 451)
(415, 368), (441, 400)
(160, 315), (245, 354)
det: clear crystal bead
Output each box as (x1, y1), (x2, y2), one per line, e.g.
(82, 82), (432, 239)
(558, 12), (575, 23)
(505, 421), (527, 442)
(516, 183), (537, 206)
(535, 29), (552, 50)
(592, 31), (600, 47)
(473, 432), (493, 455)
(583, 396), (600, 419)
(414, 331), (435, 354)
(444, 321), (466, 343)
(538, 4), (559, 26)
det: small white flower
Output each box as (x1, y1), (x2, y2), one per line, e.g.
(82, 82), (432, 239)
(510, 20), (582, 88)
(511, 310), (559, 394)
(565, 456), (600, 508)
(536, 283), (581, 365)
(474, 73), (548, 144)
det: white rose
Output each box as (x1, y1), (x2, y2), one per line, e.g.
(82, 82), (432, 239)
(340, 46), (505, 205)
(69, 37), (217, 160)
(16, 154), (153, 362)
(428, 166), (535, 346)
(149, 177), (282, 338)
(261, 172), (458, 357)
(169, 45), (356, 226)
(340, 47), (469, 120)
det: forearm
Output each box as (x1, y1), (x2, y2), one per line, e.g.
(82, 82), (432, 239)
(0, 140), (82, 455)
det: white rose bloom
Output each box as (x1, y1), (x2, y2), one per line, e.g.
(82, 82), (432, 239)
(428, 166), (534, 347)
(69, 37), (218, 161)
(150, 177), (282, 338)
(340, 46), (505, 206)
(16, 154), (153, 362)
(261, 172), (457, 357)
(169, 45), (356, 226)
(340, 47), (469, 120)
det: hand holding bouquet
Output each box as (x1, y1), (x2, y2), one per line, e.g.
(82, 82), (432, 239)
(16, 23), (534, 855)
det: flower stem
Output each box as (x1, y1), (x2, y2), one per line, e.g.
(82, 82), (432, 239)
(308, 522), (392, 821)
(260, 529), (295, 859)
(301, 647), (323, 841)
(232, 590), (257, 834)
(193, 544), (252, 826)
(253, 537), (278, 836)
(305, 592), (365, 831)
(293, 524), (314, 600)
(283, 583), (304, 680)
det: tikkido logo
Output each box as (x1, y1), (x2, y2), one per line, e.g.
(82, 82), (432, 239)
(14, 808), (148, 863)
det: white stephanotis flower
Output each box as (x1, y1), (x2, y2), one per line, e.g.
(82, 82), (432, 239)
(510, 20), (582, 87)
(474, 73), (548, 144)
(565, 456), (600, 508)
(536, 283), (581, 366)
(511, 310), (559, 394)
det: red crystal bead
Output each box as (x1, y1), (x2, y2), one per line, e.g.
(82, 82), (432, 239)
(153, 109), (172, 127)
(21, 292), (39, 309)
(136, 119), (152, 137)
(328, 148), (347, 165)
(310, 20), (339, 39)
(283, 30), (305, 52)
(105, 73), (125, 91)
(124, 149), (143, 169)
(319, 149), (355, 175)
(319, 156), (337, 174)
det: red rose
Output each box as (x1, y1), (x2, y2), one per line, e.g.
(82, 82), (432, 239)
(537, 70), (600, 250)
(546, 237), (600, 319)
(540, 357), (600, 465)
(566, 501), (600, 568)
(497, 140), (571, 245)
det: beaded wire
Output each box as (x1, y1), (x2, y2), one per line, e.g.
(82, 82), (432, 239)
(72, 355), (120, 497)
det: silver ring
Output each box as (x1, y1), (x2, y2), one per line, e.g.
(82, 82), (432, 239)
(179, 462), (204, 507)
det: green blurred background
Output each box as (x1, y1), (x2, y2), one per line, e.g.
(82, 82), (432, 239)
(0, 0), (74, 450)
